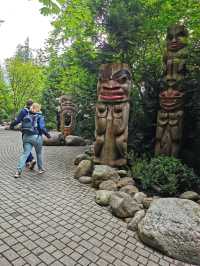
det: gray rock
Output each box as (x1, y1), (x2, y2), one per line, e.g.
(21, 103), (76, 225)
(79, 176), (92, 184)
(116, 177), (135, 189)
(74, 160), (93, 179)
(120, 185), (139, 196)
(95, 190), (113, 206)
(110, 192), (141, 218)
(43, 132), (65, 146)
(134, 192), (147, 204)
(65, 135), (86, 146)
(179, 191), (200, 201)
(138, 198), (200, 265)
(117, 170), (128, 178)
(99, 180), (118, 191)
(74, 154), (90, 165)
(92, 165), (119, 188)
(143, 197), (154, 209)
(128, 210), (146, 231)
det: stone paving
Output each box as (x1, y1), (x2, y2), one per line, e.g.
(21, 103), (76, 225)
(0, 129), (195, 266)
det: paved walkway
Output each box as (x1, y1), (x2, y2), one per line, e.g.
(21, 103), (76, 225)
(0, 129), (194, 266)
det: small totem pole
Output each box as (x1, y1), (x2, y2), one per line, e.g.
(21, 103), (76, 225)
(94, 63), (132, 167)
(155, 25), (188, 156)
(59, 95), (77, 137)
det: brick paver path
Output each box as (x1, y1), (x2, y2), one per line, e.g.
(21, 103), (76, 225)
(0, 129), (195, 266)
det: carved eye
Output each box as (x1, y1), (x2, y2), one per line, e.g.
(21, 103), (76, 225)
(177, 31), (185, 37)
(118, 77), (127, 84)
(167, 34), (173, 40)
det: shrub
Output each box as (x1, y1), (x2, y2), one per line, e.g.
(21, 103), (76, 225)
(132, 156), (200, 196)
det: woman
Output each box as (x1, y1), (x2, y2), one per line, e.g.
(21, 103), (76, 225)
(14, 103), (51, 178)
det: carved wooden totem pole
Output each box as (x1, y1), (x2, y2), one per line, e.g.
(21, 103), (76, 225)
(94, 63), (132, 166)
(155, 25), (188, 156)
(60, 95), (77, 137)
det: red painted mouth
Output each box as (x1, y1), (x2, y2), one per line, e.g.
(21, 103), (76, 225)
(100, 95), (124, 100)
(100, 87), (126, 101)
(169, 43), (183, 50)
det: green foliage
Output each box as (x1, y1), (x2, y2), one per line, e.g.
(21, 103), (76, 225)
(41, 87), (61, 130)
(6, 57), (46, 117)
(0, 66), (12, 122)
(132, 156), (200, 196)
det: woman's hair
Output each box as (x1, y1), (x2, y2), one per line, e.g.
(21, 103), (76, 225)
(26, 99), (33, 108)
(31, 103), (41, 112)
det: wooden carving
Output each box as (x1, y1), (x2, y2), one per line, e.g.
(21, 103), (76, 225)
(94, 63), (132, 166)
(155, 25), (188, 156)
(60, 95), (77, 137)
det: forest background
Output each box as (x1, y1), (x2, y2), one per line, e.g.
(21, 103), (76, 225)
(0, 0), (200, 173)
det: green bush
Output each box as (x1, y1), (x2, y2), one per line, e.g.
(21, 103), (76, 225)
(132, 156), (200, 196)
(46, 121), (56, 130)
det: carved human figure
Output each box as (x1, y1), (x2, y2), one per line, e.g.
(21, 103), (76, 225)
(155, 25), (188, 156)
(59, 95), (77, 137)
(155, 89), (184, 156)
(94, 63), (132, 166)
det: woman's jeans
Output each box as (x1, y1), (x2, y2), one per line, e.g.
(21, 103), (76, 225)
(17, 134), (43, 172)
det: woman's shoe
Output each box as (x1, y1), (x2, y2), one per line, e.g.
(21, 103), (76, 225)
(38, 169), (45, 174)
(14, 171), (21, 178)
(29, 160), (36, 170)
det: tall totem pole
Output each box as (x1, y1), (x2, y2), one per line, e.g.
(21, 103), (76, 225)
(155, 25), (188, 156)
(94, 63), (132, 167)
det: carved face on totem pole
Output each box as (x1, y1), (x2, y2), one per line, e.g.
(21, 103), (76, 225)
(164, 24), (188, 89)
(155, 24), (188, 157)
(166, 24), (188, 52)
(94, 63), (132, 167)
(60, 95), (77, 137)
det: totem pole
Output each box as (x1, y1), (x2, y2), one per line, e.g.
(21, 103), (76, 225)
(155, 24), (188, 156)
(59, 95), (77, 137)
(94, 63), (132, 167)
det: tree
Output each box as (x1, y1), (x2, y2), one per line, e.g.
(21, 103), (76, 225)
(0, 66), (12, 122)
(15, 37), (33, 62)
(6, 57), (46, 117)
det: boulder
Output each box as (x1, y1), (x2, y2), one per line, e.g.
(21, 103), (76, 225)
(95, 190), (113, 206)
(65, 135), (86, 146)
(43, 132), (65, 146)
(128, 210), (146, 231)
(143, 197), (154, 209)
(74, 154), (90, 165)
(134, 192), (147, 204)
(179, 191), (200, 201)
(138, 198), (200, 265)
(110, 192), (141, 218)
(92, 165), (119, 188)
(117, 170), (128, 178)
(99, 180), (118, 191)
(116, 177), (135, 189)
(120, 185), (139, 197)
(74, 160), (93, 179)
(79, 176), (92, 184)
